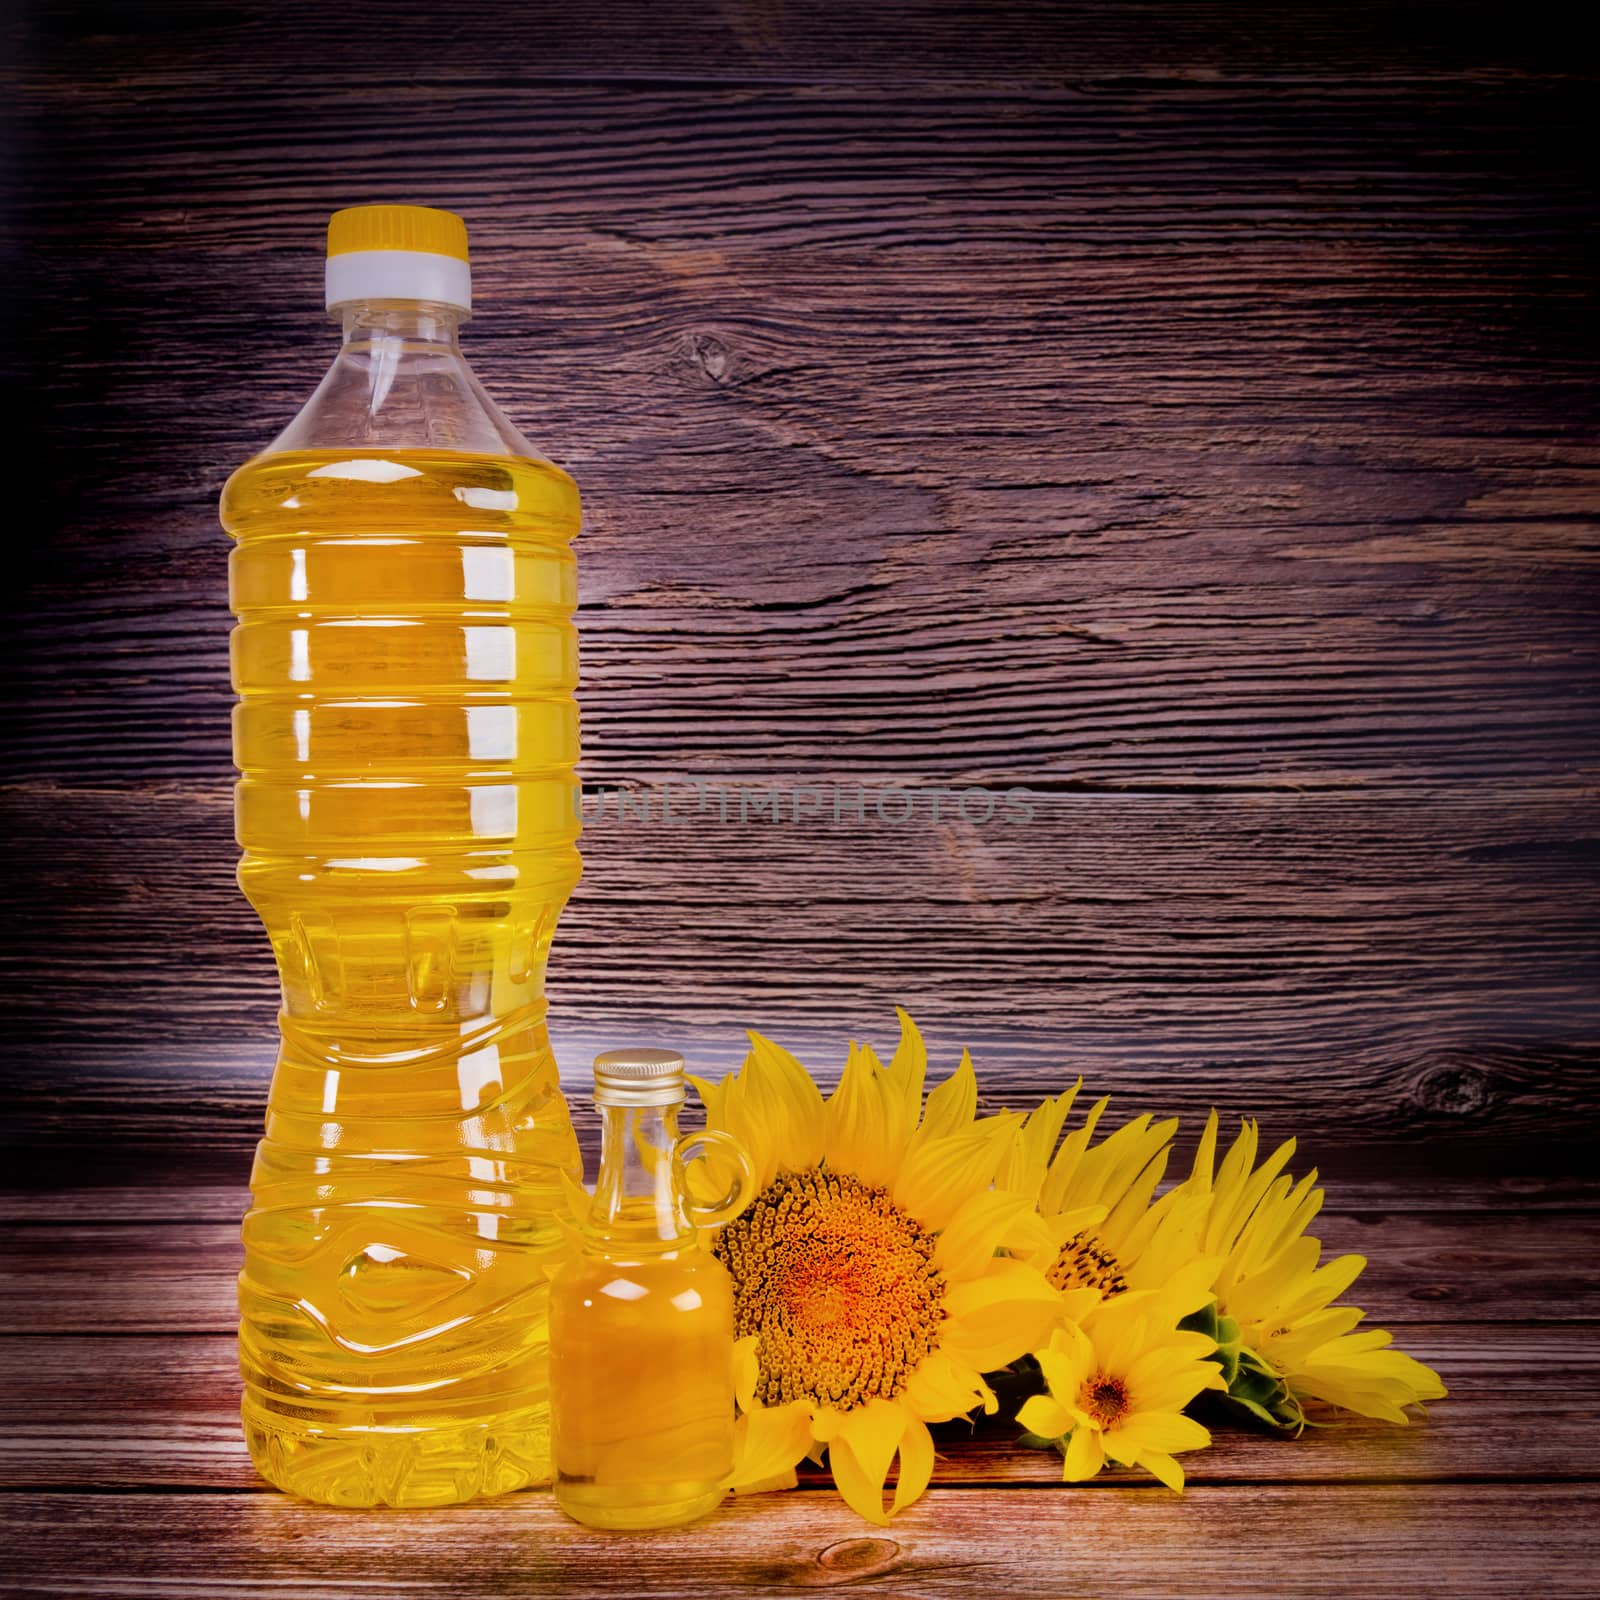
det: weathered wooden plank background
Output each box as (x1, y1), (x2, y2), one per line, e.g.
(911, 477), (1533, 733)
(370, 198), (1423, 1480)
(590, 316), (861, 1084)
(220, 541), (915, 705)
(3, 0), (1597, 1165)
(3, 2), (1598, 1595)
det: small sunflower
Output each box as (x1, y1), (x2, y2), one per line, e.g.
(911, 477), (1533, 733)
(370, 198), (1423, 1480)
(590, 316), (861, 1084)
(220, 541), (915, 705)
(1176, 1112), (1448, 1428)
(691, 1011), (1062, 1524)
(1016, 1282), (1226, 1492)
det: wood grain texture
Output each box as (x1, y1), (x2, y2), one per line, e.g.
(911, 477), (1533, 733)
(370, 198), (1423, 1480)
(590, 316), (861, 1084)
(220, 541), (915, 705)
(5, 1485), (1599, 1600)
(4, 5), (1598, 1595)
(10, 0), (1596, 86)
(10, 238), (1600, 791)
(6, 1207), (1596, 1336)
(12, 1163), (1595, 1222)
(1, 781), (1595, 1172)
(4, 1190), (1597, 1598)
(3, 0), (1597, 1166)
(6, 1322), (1596, 1492)
(4, 1038), (1594, 1195)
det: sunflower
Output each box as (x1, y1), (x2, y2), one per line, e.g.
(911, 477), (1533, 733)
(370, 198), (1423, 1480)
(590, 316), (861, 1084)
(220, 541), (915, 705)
(690, 1011), (1063, 1524)
(1175, 1112), (1447, 1428)
(1015, 1281), (1226, 1491)
(1003, 1083), (1219, 1311)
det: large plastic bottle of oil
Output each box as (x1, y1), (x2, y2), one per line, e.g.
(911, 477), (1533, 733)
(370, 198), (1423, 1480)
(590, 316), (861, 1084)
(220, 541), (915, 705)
(222, 205), (583, 1507)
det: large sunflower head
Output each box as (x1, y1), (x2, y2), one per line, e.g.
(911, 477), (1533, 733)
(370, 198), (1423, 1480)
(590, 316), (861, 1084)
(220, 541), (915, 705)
(1173, 1111), (1448, 1428)
(690, 1010), (1063, 1524)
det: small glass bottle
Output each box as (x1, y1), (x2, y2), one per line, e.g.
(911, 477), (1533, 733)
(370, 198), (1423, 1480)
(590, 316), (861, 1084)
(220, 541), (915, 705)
(550, 1049), (754, 1530)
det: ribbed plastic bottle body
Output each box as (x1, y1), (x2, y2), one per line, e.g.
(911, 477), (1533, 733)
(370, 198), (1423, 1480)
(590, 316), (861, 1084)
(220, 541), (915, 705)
(224, 444), (582, 1508)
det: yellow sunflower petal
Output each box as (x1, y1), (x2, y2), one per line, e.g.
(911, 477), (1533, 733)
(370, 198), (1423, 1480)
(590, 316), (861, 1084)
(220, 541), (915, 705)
(1113, 1412), (1211, 1455)
(824, 1042), (893, 1184)
(1062, 1425), (1105, 1481)
(733, 1334), (761, 1412)
(694, 1062), (781, 1190)
(885, 1007), (929, 1130)
(1122, 1191), (1209, 1293)
(687, 1070), (729, 1128)
(1047, 1204), (1110, 1245)
(912, 1048), (979, 1147)
(1078, 1287), (1151, 1369)
(1139, 1449), (1186, 1493)
(1090, 1116), (1177, 1227)
(902, 1350), (997, 1423)
(1210, 1118), (1261, 1213)
(1265, 1306), (1366, 1367)
(1254, 1171), (1324, 1262)
(1205, 1122), (1298, 1256)
(1017, 1394), (1073, 1440)
(829, 1442), (889, 1524)
(1037, 1095), (1109, 1216)
(829, 1398), (910, 1525)
(892, 1417), (936, 1515)
(1227, 1134), (1298, 1240)
(998, 1081), (1082, 1199)
(1124, 1343), (1219, 1398)
(1185, 1108), (1221, 1194)
(837, 1397), (910, 1484)
(1035, 1321), (1094, 1399)
(858, 1040), (919, 1171)
(941, 1260), (1064, 1371)
(934, 1189), (1053, 1280)
(1152, 1254), (1225, 1321)
(746, 1030), (826, 1171)
(1050, 1285), (1105, 1332)
(810, 1406), (848, 1443)
(1223, 1234), (1320, 1327)
(1138, 1372), (1227, 1414)
(739, 1048), (808, 1185)
(1291, 1336), (1447, 1421)
(728, 1399), (815, 1490)
(893, 1123), (1012, 1229)
(734, 1468), (800, 1493)
(1285, 1252), (1368, 1320)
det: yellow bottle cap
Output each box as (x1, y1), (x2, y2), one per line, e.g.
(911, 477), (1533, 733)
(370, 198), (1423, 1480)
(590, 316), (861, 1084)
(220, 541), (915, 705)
(327, 204), (469, 262)
(323, 205), (473, 312)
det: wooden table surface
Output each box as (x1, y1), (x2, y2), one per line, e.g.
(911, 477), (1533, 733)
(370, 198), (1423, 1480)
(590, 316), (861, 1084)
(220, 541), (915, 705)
(4, 1163), (1600, 1596)
(4, 1), (1597, 1595)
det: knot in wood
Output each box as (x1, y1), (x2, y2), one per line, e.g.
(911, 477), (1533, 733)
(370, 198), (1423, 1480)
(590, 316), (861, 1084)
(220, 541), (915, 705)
(688, 328), (735, 384)
(817, 1537), (900, 1575)
(1416, 1064), (1493, 1118)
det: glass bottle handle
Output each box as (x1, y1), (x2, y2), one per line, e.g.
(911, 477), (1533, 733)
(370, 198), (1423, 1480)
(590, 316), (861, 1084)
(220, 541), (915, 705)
(672, 1129), (755, 1230)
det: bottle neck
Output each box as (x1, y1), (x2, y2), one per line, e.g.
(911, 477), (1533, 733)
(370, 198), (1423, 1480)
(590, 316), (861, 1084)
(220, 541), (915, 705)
(265, 295), (537, 458)
(339, 299), (464, 351)
(589, 1099), (693, 1252)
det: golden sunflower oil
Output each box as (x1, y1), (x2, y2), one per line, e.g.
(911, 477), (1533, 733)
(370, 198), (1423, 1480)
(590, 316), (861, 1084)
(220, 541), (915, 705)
(224, 206), (583, 1508)
(550, 1242), (738, 1528)
(550, 1051), (754, 1530)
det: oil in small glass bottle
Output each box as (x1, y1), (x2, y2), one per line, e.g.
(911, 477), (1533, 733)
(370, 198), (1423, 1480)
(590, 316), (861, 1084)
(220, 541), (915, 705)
(549, 1049), (754, 1530)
